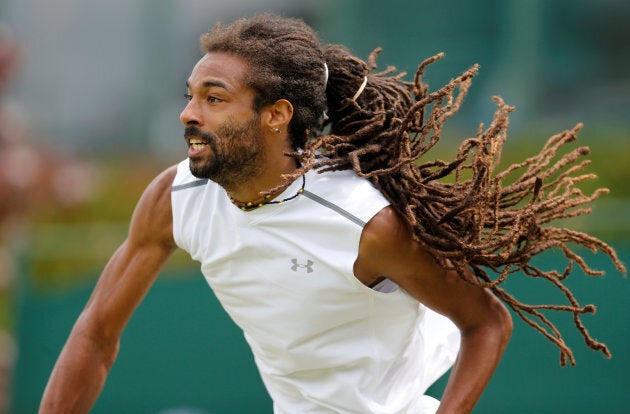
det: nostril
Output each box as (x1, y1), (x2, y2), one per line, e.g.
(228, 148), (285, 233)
(179, 108), (200, 126)
(180, 99), (204, 124)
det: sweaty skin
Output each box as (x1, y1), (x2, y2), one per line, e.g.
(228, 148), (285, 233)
(39, 52), (511, 414)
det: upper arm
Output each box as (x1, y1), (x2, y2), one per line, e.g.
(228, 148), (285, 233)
(355, 207), (510, 333)
(76, 165), (178, 343)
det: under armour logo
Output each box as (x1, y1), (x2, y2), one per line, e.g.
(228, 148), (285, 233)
(291, 259), (314, 273)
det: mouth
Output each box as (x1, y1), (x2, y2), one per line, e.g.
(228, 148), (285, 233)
(187, 137), (209, 152)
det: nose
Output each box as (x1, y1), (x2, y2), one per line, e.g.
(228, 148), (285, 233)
(180, 100), (202, 126)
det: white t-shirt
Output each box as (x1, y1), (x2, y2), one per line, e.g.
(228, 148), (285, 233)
(171, 160), (460, 413)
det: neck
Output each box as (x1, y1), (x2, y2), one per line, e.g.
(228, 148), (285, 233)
(226, 155), (299, 205)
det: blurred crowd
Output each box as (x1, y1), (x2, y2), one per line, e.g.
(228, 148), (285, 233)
(0, 24), (99, 413)
(0, 24), (24, 413)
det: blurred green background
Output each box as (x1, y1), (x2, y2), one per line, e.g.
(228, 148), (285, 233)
(1, 0), (628, 413)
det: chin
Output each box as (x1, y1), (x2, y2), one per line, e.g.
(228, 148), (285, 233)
(188, 157), (213, 179)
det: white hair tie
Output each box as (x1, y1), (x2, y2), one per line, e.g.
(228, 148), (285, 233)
(351, 76), (368, 102)
(322, 62), (330, 122)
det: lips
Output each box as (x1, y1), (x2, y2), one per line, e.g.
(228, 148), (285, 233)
(185, 135), (211, 158)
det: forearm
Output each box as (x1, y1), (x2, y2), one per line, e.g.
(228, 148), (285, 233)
(437, 305), (512, 413)
(39, 329), (119, 414)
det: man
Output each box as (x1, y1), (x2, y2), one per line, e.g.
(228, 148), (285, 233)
(41, 13), (620, 413)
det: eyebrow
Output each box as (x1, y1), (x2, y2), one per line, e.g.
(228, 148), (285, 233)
(185, 79), (230, 91)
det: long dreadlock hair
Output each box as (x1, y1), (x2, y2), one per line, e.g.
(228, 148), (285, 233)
(201, 14), (626, 366)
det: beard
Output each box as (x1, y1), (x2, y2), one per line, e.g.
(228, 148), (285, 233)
(184, 115), (265, 190)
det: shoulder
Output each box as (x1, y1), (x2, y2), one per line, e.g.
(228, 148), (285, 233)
(355, 206), (450, 289)
(359, 206), (411, 257)
(138, 165), (178, 210)
(354, 206), (416, 284)
(128, 165), (178, 248)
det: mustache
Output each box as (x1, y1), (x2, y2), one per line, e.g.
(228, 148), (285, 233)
(184, 126), (216, 143)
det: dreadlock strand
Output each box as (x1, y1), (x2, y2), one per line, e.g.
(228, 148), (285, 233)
(497, 289), (575, 365)
(292, 47), (625, 363)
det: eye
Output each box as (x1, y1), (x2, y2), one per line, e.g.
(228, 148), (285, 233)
(207, 95), (222, 103)
(184, 93), (193, 102)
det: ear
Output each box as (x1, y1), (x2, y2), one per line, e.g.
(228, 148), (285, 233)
(263, 99), (293, 132)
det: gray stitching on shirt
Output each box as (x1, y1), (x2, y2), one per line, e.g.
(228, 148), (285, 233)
(172, 179), (208, 192)
(301, 190), (366, 227)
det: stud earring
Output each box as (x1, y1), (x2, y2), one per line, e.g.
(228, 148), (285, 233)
(272, 128), (281, 134)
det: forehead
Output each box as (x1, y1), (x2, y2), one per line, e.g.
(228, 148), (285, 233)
(186, 52), (250, 91)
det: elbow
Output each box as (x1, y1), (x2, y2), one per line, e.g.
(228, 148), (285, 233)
(462, 296), (513, 350)
(73, 312), (121, 370)
(497, 302), (513, 346)
(488, 298), (513, 349)
(99, 336), (120, 372)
